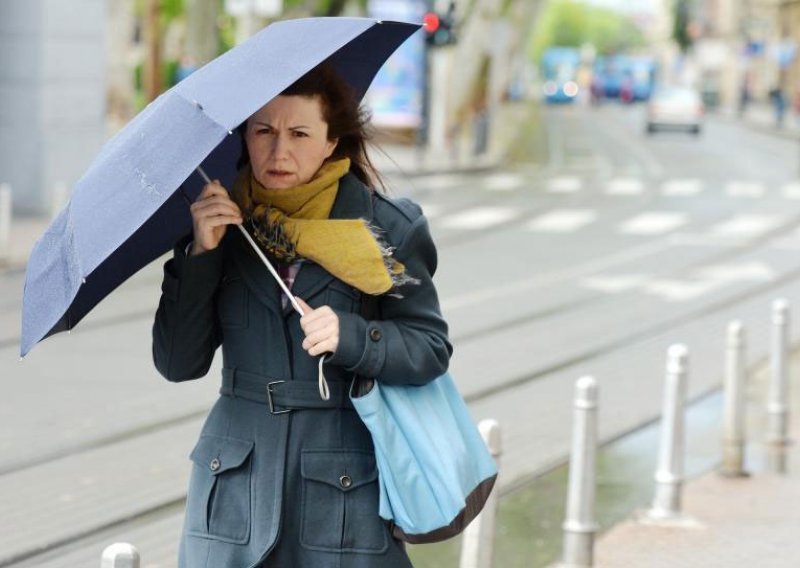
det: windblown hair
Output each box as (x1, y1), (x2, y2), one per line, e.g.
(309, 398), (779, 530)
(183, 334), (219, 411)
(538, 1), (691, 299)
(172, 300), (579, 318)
(238, 61), (384, 189)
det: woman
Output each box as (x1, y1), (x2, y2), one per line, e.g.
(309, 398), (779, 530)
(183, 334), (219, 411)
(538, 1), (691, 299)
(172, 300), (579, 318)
(152, 62), (451, 567)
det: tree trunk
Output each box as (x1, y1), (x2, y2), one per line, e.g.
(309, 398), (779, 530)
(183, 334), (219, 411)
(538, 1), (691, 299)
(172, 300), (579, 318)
(185, 0), (219, 66)
(143, 0), (162, 102)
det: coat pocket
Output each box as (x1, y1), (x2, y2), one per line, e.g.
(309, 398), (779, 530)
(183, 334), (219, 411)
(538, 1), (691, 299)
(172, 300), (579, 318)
(300, 449), (388, 554)
(186, 435), (254, 544)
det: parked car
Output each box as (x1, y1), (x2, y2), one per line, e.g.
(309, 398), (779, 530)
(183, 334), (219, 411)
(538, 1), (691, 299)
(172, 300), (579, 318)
(646, 86), (704, 135)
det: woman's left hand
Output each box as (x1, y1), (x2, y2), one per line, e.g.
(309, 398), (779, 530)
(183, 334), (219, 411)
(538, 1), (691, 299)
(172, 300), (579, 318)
(296, 298), (339, 357)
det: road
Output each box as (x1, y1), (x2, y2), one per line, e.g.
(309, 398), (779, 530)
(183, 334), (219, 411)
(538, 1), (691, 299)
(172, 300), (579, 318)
(3, 102), (800, 566)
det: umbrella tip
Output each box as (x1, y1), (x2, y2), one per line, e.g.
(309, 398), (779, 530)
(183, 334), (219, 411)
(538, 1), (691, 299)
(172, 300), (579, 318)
(82, 278), (87, 284)
(193, 100), (204, 111)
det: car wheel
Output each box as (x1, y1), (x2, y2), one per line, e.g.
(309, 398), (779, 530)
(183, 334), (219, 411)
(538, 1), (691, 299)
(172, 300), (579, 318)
(691, 125), (701, 136)
(646, 123), (656, 135)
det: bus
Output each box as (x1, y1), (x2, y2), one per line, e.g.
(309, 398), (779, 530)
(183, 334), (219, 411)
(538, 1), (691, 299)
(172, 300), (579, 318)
(540, 47), (581, 104)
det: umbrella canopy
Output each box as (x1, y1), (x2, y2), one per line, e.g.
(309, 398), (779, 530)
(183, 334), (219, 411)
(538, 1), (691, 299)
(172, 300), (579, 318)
(21, 17), (420, 357)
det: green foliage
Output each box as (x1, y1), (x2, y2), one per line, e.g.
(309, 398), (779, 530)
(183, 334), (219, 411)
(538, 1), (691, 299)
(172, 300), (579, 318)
(529, 0), (645, 62)
(161, 0), (184, 20)
(672, 0), (692, 52)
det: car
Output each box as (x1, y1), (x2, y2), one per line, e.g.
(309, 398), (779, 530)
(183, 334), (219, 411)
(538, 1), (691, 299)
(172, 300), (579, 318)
(646, 86), (704, 134)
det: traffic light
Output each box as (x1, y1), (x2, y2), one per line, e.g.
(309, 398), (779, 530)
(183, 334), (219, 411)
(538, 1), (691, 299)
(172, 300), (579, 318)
(423, 8), (456, 47)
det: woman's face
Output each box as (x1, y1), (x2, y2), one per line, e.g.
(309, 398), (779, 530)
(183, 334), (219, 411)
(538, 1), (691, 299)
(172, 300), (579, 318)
(245, 95), (338, 189)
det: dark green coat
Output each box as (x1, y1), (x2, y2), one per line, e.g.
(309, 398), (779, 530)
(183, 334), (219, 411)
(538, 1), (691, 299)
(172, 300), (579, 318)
(152, 173), (451, 568)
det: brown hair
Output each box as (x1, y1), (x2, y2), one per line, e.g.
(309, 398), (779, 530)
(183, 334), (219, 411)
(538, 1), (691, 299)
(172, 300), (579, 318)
(238, 61), (383, 189)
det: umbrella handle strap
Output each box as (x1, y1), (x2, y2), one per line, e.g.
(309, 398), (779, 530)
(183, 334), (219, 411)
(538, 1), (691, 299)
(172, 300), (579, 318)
(195, 167), (330, 401)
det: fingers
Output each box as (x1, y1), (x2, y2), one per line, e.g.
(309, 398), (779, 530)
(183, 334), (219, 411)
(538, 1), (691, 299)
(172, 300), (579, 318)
(198, 180), (228, 199)
(298, 301), (339, 356)
(191, 199), (243, 221)
(295, 297), (312, 315)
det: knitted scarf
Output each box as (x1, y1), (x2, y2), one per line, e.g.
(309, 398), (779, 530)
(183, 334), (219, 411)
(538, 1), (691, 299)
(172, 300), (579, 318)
(233, 158), (414, 295)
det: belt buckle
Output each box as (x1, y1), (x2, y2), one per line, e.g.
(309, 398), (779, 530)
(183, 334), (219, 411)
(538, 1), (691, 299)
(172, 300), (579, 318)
(266, 381), (291, 415)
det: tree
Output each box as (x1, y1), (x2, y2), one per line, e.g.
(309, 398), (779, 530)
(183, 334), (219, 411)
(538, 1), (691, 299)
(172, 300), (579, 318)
(529, 0), (644, 63)
(672, 0), (692, 53)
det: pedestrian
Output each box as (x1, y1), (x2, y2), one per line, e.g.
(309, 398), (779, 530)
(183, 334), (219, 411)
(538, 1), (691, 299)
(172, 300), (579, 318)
(152, 61), (452, 567)
(770, 85), (787, 128)
(737, 71), (751, 117)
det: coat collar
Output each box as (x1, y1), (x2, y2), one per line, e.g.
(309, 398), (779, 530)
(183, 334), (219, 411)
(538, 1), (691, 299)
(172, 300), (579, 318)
(229, 172), (373, 315)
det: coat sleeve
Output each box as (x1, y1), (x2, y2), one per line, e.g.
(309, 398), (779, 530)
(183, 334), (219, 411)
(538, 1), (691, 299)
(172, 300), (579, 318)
(152, 236), (223, 382)
(326, 213), (452, 386)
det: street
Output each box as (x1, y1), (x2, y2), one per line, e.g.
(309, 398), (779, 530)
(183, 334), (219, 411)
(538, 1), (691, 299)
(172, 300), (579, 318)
(4, 102), (800, 566)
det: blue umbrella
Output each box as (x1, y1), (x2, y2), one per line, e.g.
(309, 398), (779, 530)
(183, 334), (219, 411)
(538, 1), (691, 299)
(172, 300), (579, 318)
(20, 17), (420, 357)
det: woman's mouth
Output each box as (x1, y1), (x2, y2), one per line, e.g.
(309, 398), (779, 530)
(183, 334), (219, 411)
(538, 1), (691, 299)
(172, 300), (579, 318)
(268, 170), (292, 177)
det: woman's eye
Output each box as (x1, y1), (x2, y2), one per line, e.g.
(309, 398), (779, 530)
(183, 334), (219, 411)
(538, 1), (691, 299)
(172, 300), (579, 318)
(257, 128), (271, 134)
(293, 131), (308, 138)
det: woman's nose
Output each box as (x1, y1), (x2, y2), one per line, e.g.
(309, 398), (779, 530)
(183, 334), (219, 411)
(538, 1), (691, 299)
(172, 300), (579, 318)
(270, 134), (289, 159)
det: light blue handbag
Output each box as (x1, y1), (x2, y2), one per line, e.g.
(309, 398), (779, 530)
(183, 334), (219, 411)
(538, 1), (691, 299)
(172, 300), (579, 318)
(350, 372), (498, 543)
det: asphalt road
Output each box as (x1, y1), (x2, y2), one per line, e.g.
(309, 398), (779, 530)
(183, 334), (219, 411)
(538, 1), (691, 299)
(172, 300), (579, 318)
(4, 102), (800, 566)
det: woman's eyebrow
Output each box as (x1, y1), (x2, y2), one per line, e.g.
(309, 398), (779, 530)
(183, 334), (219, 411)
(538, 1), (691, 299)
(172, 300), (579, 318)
(253, 120), (311, 130)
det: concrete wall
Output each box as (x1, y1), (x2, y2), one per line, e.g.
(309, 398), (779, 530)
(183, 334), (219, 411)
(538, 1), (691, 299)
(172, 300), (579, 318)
(0, 0), (106, 215)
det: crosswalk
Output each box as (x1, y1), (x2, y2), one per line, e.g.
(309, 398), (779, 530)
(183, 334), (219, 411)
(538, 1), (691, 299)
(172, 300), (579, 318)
(419, 203), (792, 240)
(580, 261), (777, 302)
(411, 171), (800, 238)
(411, 171), (800, 200)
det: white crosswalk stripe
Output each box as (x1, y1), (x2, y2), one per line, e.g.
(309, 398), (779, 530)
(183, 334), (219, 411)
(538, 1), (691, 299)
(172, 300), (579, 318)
(414, 174), (466, 190)
(606, 178), (644, 195)
(581, 274), (649, 293)
(618, 212), (687, 235)
(709, 214), (782, 237)
(417, 203), (443, 219)
(484, 173), (525, 192)
(661, 179), (703, 196)
(726, 181), (765, 198)
(546, 176), (583, 194)
(439, 207), (518, 230)
(781, 182), (800, 199)
(526, 209), (597, 233)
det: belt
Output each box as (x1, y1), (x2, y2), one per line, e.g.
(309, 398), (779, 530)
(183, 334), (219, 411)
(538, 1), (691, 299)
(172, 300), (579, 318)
(220, 368), (353, 414)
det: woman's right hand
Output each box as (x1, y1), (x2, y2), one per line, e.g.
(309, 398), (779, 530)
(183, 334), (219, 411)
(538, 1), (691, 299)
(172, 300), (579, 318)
(189, 181), (244, 256)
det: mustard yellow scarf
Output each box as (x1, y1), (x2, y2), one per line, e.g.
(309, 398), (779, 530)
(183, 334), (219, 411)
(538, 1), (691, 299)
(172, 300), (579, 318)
(233, 158), (411, 295)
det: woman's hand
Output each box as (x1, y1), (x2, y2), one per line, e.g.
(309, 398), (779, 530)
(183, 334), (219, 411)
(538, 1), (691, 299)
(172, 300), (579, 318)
(190, 181), (243, 256)
(296, 298), (339, 357)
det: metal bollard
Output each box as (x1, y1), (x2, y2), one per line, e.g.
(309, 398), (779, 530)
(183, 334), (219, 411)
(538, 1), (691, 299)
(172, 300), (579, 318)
(101, 543), (140, 568)
(561, 376), (598, 568)
(647, 345), (688, 520)
(720, 321), (748, 477)
(0, 183), (10, 264)
(459, 419), (502, 568)
(767, 299), (791, 447)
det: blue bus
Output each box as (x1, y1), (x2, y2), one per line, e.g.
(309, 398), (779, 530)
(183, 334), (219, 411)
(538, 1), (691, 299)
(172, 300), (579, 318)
(540, 47), (581, 104)
(593, 55), (656, 102)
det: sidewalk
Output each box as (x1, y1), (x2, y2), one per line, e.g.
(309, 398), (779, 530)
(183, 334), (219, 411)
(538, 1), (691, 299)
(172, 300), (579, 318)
(591, 354), (800, 568)
(721, 100), (800, 140)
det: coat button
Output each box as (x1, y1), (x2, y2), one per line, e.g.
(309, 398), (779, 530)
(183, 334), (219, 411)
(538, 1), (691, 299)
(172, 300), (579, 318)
(369, 328), (382, 342)
(339, 475), (353, 489)
(210, 458), (221, 472)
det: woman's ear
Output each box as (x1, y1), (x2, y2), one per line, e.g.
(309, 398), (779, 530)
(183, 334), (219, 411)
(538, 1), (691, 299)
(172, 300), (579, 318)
(324, 138), (339, 159)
